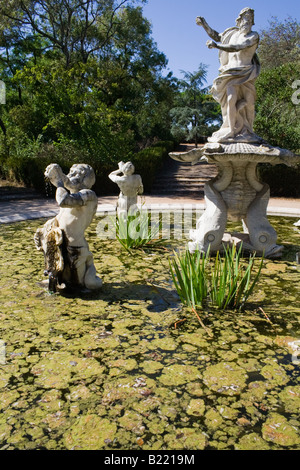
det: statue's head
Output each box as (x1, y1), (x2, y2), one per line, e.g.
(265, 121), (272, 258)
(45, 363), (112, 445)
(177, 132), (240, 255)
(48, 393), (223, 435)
(121, 161), (135, 176)
(65, 164), (96, 192)
(236, 7), (255, 28)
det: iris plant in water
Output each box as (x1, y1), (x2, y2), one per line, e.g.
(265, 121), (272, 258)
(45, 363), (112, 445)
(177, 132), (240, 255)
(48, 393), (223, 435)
(170, 244), (264, 327)
(115, 209), (163, 252)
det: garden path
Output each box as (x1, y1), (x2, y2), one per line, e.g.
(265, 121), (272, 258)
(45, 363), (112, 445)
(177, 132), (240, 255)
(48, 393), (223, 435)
(1, 150), (300, 224)
(150, 151), (217, 198)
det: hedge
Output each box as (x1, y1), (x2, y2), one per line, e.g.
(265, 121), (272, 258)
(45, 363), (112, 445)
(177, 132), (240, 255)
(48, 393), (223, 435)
(258, 163), (300, 198)
(131, 141), (174, 193)
(0, 140), (175, 196)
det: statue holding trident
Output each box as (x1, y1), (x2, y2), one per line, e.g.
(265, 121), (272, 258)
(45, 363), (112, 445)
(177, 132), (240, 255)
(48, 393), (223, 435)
(196, 7), (261, 143)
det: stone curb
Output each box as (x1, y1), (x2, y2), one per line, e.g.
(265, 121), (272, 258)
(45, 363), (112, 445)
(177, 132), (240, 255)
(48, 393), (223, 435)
(1, 196), (300, 224)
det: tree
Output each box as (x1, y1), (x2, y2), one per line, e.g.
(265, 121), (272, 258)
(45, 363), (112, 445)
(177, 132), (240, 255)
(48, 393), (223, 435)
(170, 64), (221, 147)
(0, 1), (180, 194)
(254, 17), (300, 151)
(0, 0), (146, 67)
(254, 17), (300, 197)
(258, 16), (300, 69)
(0, 2), (177, 163)
(92, 5), (177, 144)
(254, 62), (300, 152)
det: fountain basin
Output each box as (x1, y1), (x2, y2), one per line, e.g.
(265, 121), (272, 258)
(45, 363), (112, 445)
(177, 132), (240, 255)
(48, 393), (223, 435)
(0, 217), (299, 450)
(170, 142), (300, 258)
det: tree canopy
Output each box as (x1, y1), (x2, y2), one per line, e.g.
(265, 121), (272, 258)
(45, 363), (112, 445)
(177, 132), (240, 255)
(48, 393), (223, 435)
(0, 1), (147, 66)
(258, 16), (300, 69)
(0, 6), (298, 196)
(170, 64), (221, 147)
(255, 17), (300, 152)
(0, 0), (177, 187)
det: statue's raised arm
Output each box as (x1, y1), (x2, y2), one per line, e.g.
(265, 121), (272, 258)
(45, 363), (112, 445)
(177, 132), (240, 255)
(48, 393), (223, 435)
(196, 16), (221, 42)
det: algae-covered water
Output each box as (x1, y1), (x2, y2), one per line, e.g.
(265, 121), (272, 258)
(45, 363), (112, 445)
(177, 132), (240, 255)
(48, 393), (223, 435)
(0, 216), (299, 450)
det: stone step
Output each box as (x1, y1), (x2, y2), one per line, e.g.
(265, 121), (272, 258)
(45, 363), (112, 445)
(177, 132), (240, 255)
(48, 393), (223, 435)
(151, 188), (205, 195)
(151, 184), (206, 193)
(151, 183), (206, 192)
(154, 175), (211, 181)
(152, 175), (209, 181)
(152, 181), (210, 188)
(150, 153), (217, 196)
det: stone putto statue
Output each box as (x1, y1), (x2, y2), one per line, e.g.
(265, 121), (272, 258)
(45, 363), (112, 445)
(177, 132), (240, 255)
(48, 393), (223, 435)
(109, 161), (143, 214)
(34, 163), (102, 292)
(196, 7), (261, 143)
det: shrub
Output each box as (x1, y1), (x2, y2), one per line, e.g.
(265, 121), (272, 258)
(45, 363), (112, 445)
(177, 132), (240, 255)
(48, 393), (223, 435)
(258, 163), (300, 198)
(0, 139), (80, 193)
(131, 140), (174, 192)
(0, 137), (175, 195)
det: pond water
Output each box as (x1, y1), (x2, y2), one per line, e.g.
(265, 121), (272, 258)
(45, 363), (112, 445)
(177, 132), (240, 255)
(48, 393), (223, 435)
(0, 216), (299, 450)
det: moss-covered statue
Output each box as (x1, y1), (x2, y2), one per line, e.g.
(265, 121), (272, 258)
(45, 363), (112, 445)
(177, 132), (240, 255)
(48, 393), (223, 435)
(34, 163), (102, 292)
(109, 161), (143, 215)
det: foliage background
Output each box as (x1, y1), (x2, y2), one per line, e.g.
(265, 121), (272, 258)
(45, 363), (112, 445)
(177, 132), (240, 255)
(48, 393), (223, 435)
(0, 0), (178, 193)
(0, 4), (299, 196)
(254, 17), (300, 196)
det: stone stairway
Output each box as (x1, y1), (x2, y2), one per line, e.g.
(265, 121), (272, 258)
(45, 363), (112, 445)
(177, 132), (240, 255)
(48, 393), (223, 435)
(0, 184), (42, 201)
(150, 150), (217, 198)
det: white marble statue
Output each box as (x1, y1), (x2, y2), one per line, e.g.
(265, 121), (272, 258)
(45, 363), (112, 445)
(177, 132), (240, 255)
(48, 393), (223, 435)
(34, 163), (102, 292)
(109, 161), (143, 214)
(168, 8), (300, 258)
(196, 7), (261, 143)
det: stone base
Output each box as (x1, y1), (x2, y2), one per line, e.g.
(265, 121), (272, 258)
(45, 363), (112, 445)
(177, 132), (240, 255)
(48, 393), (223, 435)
(189, 232), (284, 259)
(170, 141), (298, 166)
(170, 140), (300, 259)
(207, 129), (264, 145)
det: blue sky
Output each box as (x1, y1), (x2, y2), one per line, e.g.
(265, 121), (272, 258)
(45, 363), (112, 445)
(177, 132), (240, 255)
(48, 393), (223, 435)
(142, 0), (299, 85)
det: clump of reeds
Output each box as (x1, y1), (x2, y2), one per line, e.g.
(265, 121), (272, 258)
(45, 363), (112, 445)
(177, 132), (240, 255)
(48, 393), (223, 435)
(115, 210), (163, 252)
(170, 244), (264, 322)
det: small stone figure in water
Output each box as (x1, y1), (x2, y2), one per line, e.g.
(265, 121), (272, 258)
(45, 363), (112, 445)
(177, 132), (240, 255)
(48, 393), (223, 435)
(109, 161), (143, 214)
(34, 163), (102, 292)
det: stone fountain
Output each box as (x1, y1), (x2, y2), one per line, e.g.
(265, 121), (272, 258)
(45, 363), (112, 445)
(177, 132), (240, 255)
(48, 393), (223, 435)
(170, 7), (300, 258)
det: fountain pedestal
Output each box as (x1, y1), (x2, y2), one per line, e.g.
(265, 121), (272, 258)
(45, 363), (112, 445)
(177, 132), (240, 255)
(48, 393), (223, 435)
(170, 142), (300, 258)
(171, 8), (300, 258)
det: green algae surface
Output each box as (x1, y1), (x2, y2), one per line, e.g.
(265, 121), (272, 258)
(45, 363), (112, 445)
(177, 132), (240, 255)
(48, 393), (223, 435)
(0, 216), (299, 450)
